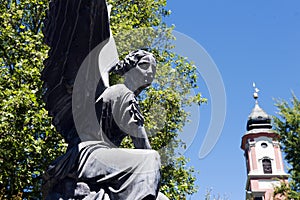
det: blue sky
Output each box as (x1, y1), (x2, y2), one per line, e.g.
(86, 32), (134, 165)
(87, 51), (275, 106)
(164, 0), (300, 199)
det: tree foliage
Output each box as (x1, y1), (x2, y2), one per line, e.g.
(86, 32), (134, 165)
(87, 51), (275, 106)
(0, 0), (65, 199)
(0, 0), (205, 199)
(273, 94), (300, 197)
(273, 181), (300, 200)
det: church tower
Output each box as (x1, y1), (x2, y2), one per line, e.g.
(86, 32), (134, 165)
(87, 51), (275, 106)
(241, 85), (288, 200)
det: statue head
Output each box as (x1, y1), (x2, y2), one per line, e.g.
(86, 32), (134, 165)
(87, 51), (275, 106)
(114, 50), (157, 94)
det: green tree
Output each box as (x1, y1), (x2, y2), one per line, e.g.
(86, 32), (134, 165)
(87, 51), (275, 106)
(0, 0), (65, 199)
(0, 0), (205, 199)
(273, 181), (300, 200)
(273, 94), (300, 198)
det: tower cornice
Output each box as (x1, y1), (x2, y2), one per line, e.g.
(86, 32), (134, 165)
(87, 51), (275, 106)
(241, 132), (279, 150)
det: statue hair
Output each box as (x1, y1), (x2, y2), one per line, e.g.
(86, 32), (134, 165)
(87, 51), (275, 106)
(112, 49), (156, 76)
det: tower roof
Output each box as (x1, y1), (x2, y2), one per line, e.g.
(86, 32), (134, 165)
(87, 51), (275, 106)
(246, 83), (272, 131)
(247, 102), (272, 131)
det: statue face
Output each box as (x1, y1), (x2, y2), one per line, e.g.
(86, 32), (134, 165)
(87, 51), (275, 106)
(125, 55), (157, 89)
(136, 55), (156, 85)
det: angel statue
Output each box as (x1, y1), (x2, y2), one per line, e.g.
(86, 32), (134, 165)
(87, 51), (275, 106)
(41, 0), (168, 199)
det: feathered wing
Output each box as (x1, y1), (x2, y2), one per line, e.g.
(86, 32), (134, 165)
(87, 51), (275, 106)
(42, 0), (118, 146)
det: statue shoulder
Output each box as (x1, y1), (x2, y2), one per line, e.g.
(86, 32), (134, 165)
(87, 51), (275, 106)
(99, 84), (133, 102)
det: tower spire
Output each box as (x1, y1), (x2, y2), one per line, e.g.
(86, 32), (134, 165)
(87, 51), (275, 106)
(252, 82), (259, 104)
(247, 83), (271, 131)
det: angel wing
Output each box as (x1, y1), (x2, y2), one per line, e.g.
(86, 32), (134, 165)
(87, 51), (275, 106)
(42, 0), (118, 146)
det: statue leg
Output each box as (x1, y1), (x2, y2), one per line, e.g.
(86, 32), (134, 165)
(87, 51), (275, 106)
(78, 147), (161, 200)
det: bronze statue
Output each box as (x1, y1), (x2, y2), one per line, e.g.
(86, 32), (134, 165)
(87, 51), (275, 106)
(41, 0), (168, 199)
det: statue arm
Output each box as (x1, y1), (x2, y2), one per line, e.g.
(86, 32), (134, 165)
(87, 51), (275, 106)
(131, 126), (152, 149)
(115, 90), (152, 149)
(125, 95), (152, 149)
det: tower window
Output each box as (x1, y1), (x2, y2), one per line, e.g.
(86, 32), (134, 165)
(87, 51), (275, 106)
(262, 159), (272, 174)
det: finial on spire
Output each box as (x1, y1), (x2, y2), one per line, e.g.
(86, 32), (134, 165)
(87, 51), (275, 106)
(252, 82), (259, 102)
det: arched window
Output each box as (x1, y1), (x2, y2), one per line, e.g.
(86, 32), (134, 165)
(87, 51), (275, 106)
(262, 159), (272, 174)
